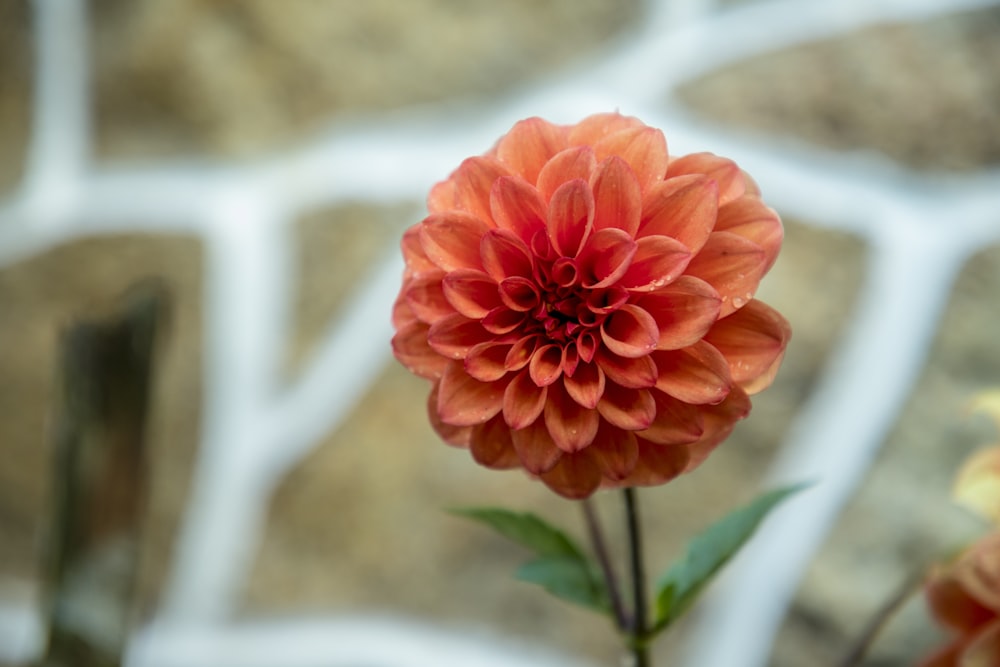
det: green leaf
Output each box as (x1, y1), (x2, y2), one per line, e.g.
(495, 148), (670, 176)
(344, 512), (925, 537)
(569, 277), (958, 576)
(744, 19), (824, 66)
(449, 507), (585, 559)
(450, 507), (609, 615)
(652, 484), (808, 634)
(516, 556), (609, 613)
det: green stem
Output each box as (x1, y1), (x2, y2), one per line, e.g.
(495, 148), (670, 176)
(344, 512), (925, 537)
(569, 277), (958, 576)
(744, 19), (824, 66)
(582, 498), (629, 632)
(624, 487), (651, 667)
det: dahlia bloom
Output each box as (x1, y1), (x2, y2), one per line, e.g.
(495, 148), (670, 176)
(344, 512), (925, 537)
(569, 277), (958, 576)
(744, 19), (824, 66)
(392, 113), (790, 498)
(920, 533), (1000, 667)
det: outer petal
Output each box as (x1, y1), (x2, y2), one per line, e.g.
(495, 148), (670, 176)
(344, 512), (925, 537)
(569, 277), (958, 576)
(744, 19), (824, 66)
(427, 314), (487, 359)
(619, 235), (691, 291)
(683, 386), (751, 472)
(597, 384), (656, 430)
(593, 126), (669, 193)
(589, 422), (639, 481)
(563, 361), (606, 409)
(428, 384), (473, 447)
(547, 179), (595, 257)
(441, 269), (500, 319)
(538, 450), (602, 499)
(638, 390), (704, 446)
(637, 276), (722, 350)
(962, 620), (1000, 667)
(469, 416), (521, 470)
(511, 417), (563, 474)
(529, 344), (564, 387)
(401, 225), (439, 275)
(639, 175), (718, 254)
(503, 369), (548, 429)
(465, 342), (513, 382)
(684, 231), (767, 318)
(600, 304), (659, 358)
(436, 361), (507, 426)
(567, 112), (645, 145)
(704, 299), (791, 394)
(420, 212), (490, 272)
(404, 271), (452, 323)
(544, 382), (600, 453)
(596, 348), (658, 389)
(591, 156), (642, 236)
(495, 117), (569, 185)
(926, 564), (996, 634)
(627, 436), (691, 487)
(450, 156), (513, 224)
(490, 176), (547, 243)
(392, 320), (448, 379)
(666, 152), (745, 206)
(427, 178), (457, 214)
(652, 341), (733, 405)
(716, 196), (784, 272)
(537, 146), (597, 203)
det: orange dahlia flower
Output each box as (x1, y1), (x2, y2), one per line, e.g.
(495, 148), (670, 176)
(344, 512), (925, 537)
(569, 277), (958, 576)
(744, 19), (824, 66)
(921, 533), (1000, 667)
(391, 113), (790, 498)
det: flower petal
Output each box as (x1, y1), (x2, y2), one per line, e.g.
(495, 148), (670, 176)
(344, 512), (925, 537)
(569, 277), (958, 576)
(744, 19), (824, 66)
(428, 384), (472, 447)
(436, 361), (506, 426)
(925, 564), (996, 634)
(628, 437), (691, 486)
(469, 416), (520, 470)
(591, 156), (642, 236)
(538, 450), (602, 499)
(666, 152), (745, 206)
(704, 299), (791, 394)
(619, 235), (691, 292)
(420, 212), (490, 272)
(716, 197), (784, 272)
(577, 228), (638, 289)
(597, 384), (656, 430)
(963, 620), (1000, 667)
(441, 269), (500, 319)
(480, 228), (534, 281)
(529, 344), (564, 387)
(503, 369), (548, 429)
(683, 386), (751, 472)
(636, 276), (721, 350)
(401, 225), (438, 275)
(589, 423), (639, 481)
(537, 146), (597, 203)
(505, 334), (541, 372)
(498, 276), (540, 312)
(593, 126), (668, 193)
(596, 348), (657, 389)
(544, 382), (600, 452)
(392, 319), (448, 379)
(427, 313), (486, 359)
(547, 178), (594, 257)
(465, 342), (513, 382)
(601, 304), (659, 359)
(511, 417), (562, 474)
(496, 117), (569, 185)
(684, 231), (766, 318)
(404, 272), (452, 323)
(564, 361), (605, 409)
(652, 341), (733, 405)
(639, 174), (718, 254)
(638, 390), (704, 445)
(567, 112), (645, 145)
(481, 306), (525, 335)
(490, 176), (547, 243)
(450, 156), (512, 224)
(427, 178), (457, 213)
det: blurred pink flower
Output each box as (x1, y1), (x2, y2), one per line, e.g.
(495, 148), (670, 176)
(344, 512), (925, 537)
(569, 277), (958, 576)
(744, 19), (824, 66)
(392, 113), (790, 498)
(921, 533), (1000, 667)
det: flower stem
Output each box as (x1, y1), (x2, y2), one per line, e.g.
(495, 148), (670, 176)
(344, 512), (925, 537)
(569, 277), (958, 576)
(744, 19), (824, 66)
(836, 567), (925, 667)
(582, 498), (629, 632)
(624, 487), (651, 667)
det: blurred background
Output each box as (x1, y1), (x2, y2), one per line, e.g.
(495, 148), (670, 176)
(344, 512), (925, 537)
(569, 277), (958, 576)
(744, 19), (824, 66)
(1, 0), (999, 665)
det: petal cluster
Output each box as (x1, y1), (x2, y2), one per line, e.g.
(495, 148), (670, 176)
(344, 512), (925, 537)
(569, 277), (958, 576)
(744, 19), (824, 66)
(392, 113), (790, 498)
(920, 534), (1000, 667)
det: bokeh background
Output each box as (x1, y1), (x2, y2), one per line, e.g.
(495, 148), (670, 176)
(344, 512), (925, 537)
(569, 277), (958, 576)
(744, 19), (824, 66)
(1, 1), (999, 665)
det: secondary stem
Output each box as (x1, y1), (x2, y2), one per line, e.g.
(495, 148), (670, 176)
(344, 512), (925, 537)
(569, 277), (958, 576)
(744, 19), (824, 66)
(624, 487), (651, 667)
(582, 498), (629, 631)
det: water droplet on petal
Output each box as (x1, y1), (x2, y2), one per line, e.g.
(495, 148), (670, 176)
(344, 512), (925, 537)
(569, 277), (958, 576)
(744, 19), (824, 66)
(732, 296), (745, 308)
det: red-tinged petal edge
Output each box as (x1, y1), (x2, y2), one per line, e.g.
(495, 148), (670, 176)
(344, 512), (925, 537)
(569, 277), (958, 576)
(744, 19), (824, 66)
(503, 369), (548, 429)
(638, 391), (704, 446)
(563, 362), (605, 408)
(596, 349), (657, 389)
(544, 382), (600, 452)
(590, 422), (639, 481)
(626, 437), (691, 487)
(597, 384), (656, 431)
